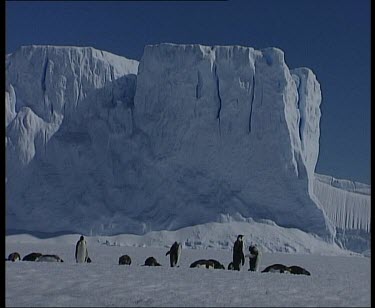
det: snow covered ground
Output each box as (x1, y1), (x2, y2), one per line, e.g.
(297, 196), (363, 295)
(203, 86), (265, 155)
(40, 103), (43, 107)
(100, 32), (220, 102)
(6, 233), (370, 307)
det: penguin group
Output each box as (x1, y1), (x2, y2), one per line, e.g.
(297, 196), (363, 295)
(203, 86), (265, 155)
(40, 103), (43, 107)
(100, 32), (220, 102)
(6, 234), (310, 275)
(6, 252), (64, 262)
(225, 235), (309, 275)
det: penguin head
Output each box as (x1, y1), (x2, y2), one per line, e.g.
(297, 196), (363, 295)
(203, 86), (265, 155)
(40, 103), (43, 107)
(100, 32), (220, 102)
(80, 235), (84, 241)
(237, 235), (244, 241)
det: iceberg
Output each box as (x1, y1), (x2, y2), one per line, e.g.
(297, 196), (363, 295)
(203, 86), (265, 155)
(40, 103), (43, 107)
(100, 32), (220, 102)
(5, 44), (370, 252)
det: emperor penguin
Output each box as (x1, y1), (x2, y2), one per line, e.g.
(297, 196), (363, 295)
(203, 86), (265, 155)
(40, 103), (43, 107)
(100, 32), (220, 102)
(22, 252), (42, 261)
(232, 235), (245, 271)
(190, 259), (224, 269)
(8, 252), (21, 262)
(75, 235), (89, 263)
(208, 259), (225, 269)
(143, 256), (161, 266)
(227, 262), (235, 270)
(288, 265), (311, 276)
(261, 263), (291, 273)
(166, 241), (182, 267)
(190, 259), (215, 269)
(119, 255), (131, 265)
(246, 244), (261, 271)
(37, 254), (64, 262)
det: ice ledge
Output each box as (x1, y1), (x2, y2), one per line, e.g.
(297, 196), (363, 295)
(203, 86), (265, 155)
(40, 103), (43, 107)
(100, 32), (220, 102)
(315, 173), (370, 196)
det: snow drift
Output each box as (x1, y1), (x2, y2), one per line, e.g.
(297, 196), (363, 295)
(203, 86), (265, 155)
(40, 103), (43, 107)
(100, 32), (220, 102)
(5, 44), (370, 252)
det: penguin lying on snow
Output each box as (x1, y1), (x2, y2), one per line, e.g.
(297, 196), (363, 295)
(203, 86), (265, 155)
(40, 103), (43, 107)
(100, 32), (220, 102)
(166, 242), (182, 267)
(262, 264), (290, 273)
(208, 259), (225, 269)
(7, 252), (21, 262)
(119, 255), (131, 265)
(143, 257), (161, 266)
(190, 259), (225, 269)
(190, 259), (215, 269)
(22, 252), (43, 261)
(262, 263), (310, 275)
(288, 265), (311, 275)
(36, 254), (64, 262)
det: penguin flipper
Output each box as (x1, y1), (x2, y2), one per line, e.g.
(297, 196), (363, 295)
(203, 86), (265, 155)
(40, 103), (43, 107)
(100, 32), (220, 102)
(75, 241), (79, 259)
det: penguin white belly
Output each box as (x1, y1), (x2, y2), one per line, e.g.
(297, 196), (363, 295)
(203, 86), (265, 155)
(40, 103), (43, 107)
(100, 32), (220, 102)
(76, 241), (87, 263)
(176, 244), (182, 266)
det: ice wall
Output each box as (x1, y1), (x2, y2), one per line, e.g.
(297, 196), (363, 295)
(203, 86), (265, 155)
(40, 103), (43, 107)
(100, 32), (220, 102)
(6, 45), (139, 232)
(313, 173), (370, 252)
(6, 45), (138, 174)
(133, 43), (333, 238)
(6, 44), (370, 250)
(313, 173), (370, 231)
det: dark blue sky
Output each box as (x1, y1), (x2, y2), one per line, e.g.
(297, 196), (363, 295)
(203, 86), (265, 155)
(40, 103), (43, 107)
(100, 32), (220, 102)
(6, 0), (371, 184)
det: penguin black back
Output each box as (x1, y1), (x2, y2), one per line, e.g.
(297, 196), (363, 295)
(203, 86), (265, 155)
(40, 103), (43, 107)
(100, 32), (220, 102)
(119, 255), (131, 265)
(208, 259), (225, 269)
(22, 252), (43, 261)
(288, 265), (311, 275)
(144, 257), (161, 266)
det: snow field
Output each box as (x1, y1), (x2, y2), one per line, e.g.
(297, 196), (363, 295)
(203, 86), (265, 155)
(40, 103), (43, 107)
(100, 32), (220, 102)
(6, 236), (370, 307)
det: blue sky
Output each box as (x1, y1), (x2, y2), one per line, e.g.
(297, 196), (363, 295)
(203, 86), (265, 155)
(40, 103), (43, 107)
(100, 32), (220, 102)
(6, 0), (370, 184)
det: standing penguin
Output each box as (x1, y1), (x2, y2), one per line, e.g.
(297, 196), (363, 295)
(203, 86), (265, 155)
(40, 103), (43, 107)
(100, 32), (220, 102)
(166, 241), (182, 267)
(75, 235), (89, 263)
(232, 235), (245, 271)
(246, 244), (261, 271)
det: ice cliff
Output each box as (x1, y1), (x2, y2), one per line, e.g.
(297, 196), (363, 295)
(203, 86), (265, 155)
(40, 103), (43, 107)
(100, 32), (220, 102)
(5, 44), (370, 252)
(313, 174), (370, 252)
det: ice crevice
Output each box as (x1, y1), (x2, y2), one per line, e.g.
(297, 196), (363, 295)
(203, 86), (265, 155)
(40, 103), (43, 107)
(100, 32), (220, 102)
(213, 63), (222, 136)
(195, 70), (202, 100)
(41, 54), (48, 93)
(248, 74), (255, 133)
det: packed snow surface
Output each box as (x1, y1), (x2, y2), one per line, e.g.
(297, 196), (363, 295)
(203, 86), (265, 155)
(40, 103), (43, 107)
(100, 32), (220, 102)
(5, 234), (370, 307)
